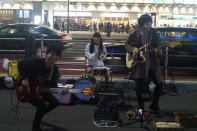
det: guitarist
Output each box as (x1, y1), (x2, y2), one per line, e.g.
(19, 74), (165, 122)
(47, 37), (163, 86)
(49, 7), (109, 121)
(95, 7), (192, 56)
(17, 46), (61, 131)
(125, 14), (163, 113)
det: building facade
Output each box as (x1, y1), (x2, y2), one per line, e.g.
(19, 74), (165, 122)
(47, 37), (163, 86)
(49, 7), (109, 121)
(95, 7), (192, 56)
(0, 0), (197, 29)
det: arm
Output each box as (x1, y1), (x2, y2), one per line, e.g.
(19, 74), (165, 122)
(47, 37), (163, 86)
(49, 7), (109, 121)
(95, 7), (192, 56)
(17, 59), (32, 92)
(151, 29), (160, 48)
(125, 31), (138, 55)
(18, 59), (32, 79)
(151, 29), (162, 55)
(99, 45), (107, 60)
(85, 43), (96, 60)
(50, 66), (60, 88)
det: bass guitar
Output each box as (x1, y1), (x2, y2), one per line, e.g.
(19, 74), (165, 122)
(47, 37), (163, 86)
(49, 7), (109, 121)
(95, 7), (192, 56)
(126, 41), (181, 68)
(15, 78), (96, 103)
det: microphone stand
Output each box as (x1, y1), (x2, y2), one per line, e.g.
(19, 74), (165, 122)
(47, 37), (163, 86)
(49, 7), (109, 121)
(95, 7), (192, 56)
(84, 56), (87, 79)
(140, 31), (149, 128)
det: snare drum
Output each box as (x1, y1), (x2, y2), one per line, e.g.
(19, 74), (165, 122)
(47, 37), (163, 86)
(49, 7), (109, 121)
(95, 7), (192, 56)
(92, 67), (109, 76)
(74, 79), (96, 101)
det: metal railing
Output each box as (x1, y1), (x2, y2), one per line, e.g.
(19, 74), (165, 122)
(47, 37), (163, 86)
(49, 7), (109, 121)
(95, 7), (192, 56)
(0, 38), (197, 77)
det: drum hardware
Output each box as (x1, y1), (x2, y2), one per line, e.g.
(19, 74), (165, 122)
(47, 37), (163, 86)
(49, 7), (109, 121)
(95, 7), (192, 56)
(80, 73), (96, 84)
(92, 67), (112, 82)
(97, 81), (114, 89)
(93, 91), (123, 127)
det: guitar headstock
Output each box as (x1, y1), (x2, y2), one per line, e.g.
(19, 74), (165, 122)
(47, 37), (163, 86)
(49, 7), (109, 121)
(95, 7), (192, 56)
(168, 41), (181, 48)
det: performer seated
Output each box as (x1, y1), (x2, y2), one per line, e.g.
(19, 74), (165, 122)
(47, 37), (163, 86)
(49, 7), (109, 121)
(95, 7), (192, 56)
(125, 14), (163, 113)
(17, 46), (61, 131)
(85, 32), (109, 81)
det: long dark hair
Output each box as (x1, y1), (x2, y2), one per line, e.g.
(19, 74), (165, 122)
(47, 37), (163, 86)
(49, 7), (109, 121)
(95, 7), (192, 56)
(89, 32), (104, 59)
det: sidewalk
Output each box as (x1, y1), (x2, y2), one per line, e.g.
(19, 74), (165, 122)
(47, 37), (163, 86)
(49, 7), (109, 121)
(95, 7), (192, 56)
(60, 30), (129, 40)
(0, 82), (197, 131)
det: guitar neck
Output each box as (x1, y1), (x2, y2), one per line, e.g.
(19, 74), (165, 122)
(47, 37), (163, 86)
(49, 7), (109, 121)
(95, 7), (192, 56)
(48, 88), (82, 94)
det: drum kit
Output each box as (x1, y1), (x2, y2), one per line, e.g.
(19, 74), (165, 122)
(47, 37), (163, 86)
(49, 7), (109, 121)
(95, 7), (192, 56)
(55, 66), (122, 127)
(55, 66), (113, 102)
(92, 66), (112, 82)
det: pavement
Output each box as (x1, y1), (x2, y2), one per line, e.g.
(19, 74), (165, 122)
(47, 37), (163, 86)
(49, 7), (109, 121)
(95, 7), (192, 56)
(0, 76), (197, 131)
(0, 31), (197, 131)
(62, 31), (129, 40)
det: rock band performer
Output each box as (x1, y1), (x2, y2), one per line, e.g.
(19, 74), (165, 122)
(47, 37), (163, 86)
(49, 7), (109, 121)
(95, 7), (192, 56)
(125, 14), (163, 113)
(85, 32), (108, 81)
(18, 46), (61, 131)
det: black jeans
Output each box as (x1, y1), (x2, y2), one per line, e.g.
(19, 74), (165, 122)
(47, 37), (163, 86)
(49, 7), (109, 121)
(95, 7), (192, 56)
(135, 70), (163, 109)
(30, 91), (59, 128)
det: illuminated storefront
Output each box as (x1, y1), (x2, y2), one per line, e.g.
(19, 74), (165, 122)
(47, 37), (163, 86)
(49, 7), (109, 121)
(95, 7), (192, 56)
(0, 0), (197, 28)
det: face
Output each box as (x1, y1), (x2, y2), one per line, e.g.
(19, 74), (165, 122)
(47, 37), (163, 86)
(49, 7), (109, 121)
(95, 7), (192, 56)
(93, 37), (100, 45)
(45, 52), (59, 68)
(142, 21), (152, 32)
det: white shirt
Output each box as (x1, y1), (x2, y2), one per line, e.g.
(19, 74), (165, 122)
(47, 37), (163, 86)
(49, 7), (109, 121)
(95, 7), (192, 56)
(85, 43), (107, 67)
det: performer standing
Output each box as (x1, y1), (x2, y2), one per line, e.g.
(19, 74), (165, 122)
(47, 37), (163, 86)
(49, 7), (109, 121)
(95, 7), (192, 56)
(17, 46), (61, 131)
(125, 14), (163, 113)
(85, 32), (108, 81)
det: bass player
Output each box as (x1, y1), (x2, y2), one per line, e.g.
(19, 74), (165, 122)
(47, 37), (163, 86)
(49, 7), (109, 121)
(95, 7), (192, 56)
(125, 14), (163, 114)
(17, 46), (61, 131)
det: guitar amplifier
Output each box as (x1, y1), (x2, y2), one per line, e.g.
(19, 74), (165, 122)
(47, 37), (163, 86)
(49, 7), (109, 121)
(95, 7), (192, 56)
(175, 112), (197, 128)
(8, 61), (19, 77)
(152, 120), (183, 131)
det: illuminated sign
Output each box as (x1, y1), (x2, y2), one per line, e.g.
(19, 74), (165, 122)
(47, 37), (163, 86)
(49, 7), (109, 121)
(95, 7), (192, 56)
(153, 0), (164, 3)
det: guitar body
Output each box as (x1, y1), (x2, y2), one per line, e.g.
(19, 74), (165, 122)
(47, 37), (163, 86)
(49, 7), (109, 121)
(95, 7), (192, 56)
(16, 78), (48, 103)
(126, 42), (181, 69)
(126, 52), (146, 69)
(126, 53), (134, 68)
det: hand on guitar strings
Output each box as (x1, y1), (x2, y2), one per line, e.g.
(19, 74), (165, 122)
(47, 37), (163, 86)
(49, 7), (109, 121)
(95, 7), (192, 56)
(133, 48), (139, 56)
(21, 79), (31, 93)
(155, 48), (163, 56)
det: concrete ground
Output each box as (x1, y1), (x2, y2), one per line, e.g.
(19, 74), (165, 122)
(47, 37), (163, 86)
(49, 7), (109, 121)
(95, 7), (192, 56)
(0, 31), (196, 131)
(0, 77), (197, 131)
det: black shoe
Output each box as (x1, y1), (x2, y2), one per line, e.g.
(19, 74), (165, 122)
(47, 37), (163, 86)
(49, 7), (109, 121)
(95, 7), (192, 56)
(32, 126), (42, 131)
(32, 124), (42, 131)
(149, 103), (160, 112)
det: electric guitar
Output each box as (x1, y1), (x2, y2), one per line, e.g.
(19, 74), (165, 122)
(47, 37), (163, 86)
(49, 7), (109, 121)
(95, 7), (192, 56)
(126, 41), (181, 68)
(15, 78), (96, 103)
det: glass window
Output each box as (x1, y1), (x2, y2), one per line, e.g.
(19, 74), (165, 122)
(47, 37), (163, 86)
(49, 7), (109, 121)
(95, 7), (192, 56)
(0, 26), (18, 35)
(183, 0), (194, 4)
(23, 25), (57, 36)
(23, 25), (39, 34)
(39, 27), (57, 36)
(174, 0), (184, 4)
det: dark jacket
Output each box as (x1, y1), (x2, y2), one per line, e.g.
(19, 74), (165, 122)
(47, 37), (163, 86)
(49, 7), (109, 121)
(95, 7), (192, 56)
(18, 58), (60, 88)
(125, 27), (163, 83)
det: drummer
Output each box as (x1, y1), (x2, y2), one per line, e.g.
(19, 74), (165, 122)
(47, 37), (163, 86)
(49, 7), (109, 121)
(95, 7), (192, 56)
(85, 32), (109, 81)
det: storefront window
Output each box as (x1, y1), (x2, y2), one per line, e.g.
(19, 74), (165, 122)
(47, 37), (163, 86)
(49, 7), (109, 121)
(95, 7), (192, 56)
(183, 0), (194, 4)
(174, 0), (184, 4)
